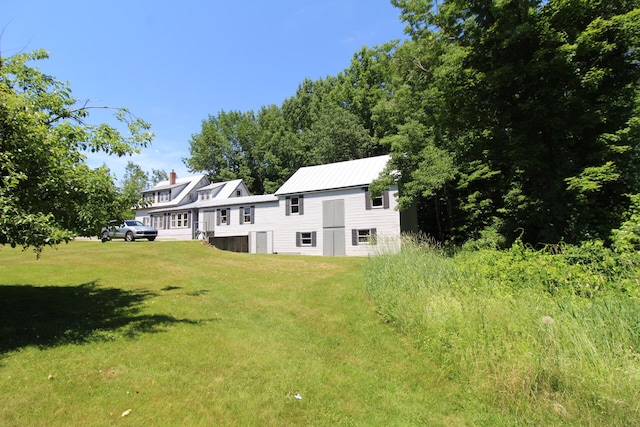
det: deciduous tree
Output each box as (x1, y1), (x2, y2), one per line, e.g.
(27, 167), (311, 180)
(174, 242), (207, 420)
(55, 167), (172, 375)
(0, 50), (153, 255)
(383, 0), (640, 245)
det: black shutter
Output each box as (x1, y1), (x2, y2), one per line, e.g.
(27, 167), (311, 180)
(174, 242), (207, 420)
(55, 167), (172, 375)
(296, 232), (301, 247)
(352, 229), (358, 246)
(239, 207), (244, 224)
(364, 188), (371, 210)
(383, 190), (390, 209)
(216, 209), (221, 226)
(371, 228), (377, 245)
(250, 206), (255, 224)
(311, 231), (317, 247)
(285, 197), (290, 216)
(299, 195), (304, 215)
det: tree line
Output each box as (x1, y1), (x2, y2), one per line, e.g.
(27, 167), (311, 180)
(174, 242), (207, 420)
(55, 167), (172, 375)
(2, 1), (639, 254)
(184, 0), (640, 247)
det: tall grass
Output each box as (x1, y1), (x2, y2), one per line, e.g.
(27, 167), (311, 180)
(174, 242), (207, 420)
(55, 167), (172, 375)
(365, 236), (640, 425)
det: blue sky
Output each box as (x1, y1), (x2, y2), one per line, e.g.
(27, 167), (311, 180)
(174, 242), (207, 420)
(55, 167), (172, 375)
(3, 1), (406, 183)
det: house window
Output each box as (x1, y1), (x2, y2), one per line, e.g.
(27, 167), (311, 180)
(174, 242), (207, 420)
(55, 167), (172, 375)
(352, 228), (377, 245)
(159, 191), (170, 202)
(236, 190), (242, 197)
(152, 215), (164, 229)
(240, 206), (254, 224)
(286, 195), (304, 215)
(364, 188), (389, 210)
(142, 217), (150, 226)
(217, 208), (229, 225)
(171, 212), (190, 228)
(296, 231), (316, 247)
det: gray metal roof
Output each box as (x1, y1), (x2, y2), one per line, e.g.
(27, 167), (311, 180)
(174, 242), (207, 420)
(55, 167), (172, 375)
(148, 194), (278, 213)
(274, 155), (390, 195)
(143, 175), (209, 209)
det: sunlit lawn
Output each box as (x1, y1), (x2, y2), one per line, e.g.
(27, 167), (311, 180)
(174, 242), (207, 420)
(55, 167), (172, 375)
(0, 241), (507, 426)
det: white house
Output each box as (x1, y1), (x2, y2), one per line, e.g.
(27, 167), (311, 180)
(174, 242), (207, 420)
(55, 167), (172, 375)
(136, 172), (249, 240)
(135, 155), (415, 256)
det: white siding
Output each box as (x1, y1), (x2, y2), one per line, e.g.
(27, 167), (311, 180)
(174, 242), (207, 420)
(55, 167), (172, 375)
(208, 201), (279, 253)
(272, 186), (400, 256)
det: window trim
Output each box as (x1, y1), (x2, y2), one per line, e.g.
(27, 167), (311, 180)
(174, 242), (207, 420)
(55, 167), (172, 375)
(159, 190), (171, 202)
(364, 188), (389, 210)
(352, 228), (377, 245)
(296, 231), (317, 247)
(217, 208), (230, 226)
(239, 206), (255, 224)
(171, 211), (190, 229)
(286, 195), (304, 216)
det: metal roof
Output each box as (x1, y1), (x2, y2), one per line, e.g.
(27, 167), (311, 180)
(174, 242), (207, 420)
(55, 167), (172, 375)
(144, 175), (208, 209)
(274, 155), (390, 195)
(144, 175), (202, 192)
(215, 179), (245, 199)
(148, 194), (278, 213)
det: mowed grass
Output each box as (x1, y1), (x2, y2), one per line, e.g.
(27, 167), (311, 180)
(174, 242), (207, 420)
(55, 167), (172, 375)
(0, 241), (506, 426)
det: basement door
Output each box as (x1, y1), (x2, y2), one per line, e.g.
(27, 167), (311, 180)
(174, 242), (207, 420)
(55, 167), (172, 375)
(322, 199), (345, 256)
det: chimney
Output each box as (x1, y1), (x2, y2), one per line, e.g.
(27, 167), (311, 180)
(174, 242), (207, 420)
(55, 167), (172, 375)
(169, 170), (177, 185)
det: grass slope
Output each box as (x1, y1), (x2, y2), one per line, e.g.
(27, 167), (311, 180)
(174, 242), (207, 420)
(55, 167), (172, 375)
(0, 241), (504, 426)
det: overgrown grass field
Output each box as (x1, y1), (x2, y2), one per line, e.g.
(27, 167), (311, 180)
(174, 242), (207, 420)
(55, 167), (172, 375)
(3, 240), (637, 425)
(1, 240), (501, 426)
(365, 237), (640, 426)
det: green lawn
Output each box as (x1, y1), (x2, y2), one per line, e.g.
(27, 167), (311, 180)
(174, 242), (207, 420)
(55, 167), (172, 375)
(0, 241), (506, 426)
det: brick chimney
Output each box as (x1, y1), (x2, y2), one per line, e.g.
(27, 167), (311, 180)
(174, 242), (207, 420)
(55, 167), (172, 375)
(169, 170), (177, 185)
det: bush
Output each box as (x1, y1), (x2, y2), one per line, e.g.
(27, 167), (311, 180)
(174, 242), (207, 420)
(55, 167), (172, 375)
(364, 237), (640, 424)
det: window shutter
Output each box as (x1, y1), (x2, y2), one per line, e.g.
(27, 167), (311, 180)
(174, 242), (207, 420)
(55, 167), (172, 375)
(365, 188), (371, 210)
(311, 231), (317, 247)
(216, 209), (221, 226)
(285, 197), (290, 216)
(352, 229), (358, 246)
(383, 190), (390, 209)
(296, 232), (301, 247)
(239, 207), (244, 224)
(299, 195), (304, 215)
(250, 206), (255, 224)
(371, 228), (377, 245)
(227, 209), (231, 226)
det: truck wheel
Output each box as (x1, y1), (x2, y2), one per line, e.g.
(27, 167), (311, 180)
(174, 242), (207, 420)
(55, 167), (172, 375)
(125, 231), (135, 242)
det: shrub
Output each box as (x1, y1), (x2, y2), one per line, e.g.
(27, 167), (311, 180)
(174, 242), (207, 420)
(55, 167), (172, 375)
(364, 237), (640, 424)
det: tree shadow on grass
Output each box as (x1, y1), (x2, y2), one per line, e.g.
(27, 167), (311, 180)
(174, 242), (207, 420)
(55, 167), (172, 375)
(0, 281), (201, 356)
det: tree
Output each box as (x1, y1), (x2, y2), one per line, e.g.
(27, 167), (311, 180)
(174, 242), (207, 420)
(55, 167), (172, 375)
(149, 168), (168, 186)
(254, 104), (305, 193)
(382, 0), (640, 245)
(0, 50), (153, 255)
(119, 162), (150, 218)
(183, 110), (258, 192)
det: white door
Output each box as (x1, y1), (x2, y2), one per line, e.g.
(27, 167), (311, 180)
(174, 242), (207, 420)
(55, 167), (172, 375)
(256, 232), (268, 254)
